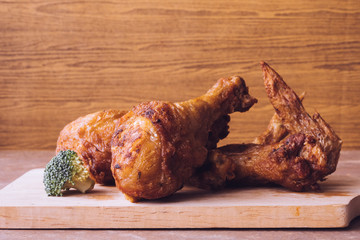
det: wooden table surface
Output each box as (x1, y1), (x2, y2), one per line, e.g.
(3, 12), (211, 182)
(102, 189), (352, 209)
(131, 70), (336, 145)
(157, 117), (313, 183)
(1, 150), (359, 239)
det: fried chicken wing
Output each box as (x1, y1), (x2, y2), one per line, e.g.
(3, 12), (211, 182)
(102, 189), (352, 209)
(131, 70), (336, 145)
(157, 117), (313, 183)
(56, 110), (127, 185)
(111, 76), (257, 201)
(254, 92), (305, 145)
(262, 62), (342, 174)
(190, 62), (342, 191)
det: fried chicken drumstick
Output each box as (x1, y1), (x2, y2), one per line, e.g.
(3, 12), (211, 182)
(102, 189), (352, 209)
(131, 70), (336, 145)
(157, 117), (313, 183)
(111, 76), (257, 201)
(190, 62), (342, 191)
(56, 110), (127, 185)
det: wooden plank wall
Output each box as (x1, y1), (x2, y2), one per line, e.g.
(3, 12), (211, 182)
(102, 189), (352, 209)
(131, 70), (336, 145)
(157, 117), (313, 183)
(1, 0), (359, 150)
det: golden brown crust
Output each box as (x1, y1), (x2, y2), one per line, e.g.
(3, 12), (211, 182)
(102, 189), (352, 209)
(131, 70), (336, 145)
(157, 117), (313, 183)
(111, 76), (257, 200)
(254, 92), (305, 145)
(261, 62), (342, 175)
(56, 109), (127, 185)
(190, 62), (342, 192)
(191, 133), (324, 191)
(111, 103), (184, 200)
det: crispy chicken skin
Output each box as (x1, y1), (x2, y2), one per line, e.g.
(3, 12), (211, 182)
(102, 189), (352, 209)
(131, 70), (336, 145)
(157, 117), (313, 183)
(254, 92), (305, 145)
(190, 62), (342, 191)
(56, 110), (127, 185)
(111, 76), (257, 201)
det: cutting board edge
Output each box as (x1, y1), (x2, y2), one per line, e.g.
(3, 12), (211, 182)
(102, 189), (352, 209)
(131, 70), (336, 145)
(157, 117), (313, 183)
(1, 168), (360, 229)
(0, 202), (355, 229)
(347, 195), (360, 226)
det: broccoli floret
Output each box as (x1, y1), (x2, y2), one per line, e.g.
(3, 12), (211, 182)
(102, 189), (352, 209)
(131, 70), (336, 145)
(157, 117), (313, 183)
(43, 150), (95, 196)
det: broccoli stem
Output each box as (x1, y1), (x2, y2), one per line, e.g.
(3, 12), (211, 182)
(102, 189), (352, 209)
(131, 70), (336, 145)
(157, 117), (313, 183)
(63, 176), (95, 194)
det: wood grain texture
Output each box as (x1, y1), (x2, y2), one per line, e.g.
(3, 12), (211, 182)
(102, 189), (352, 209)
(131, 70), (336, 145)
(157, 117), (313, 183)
(0, 0), (359, 150)
(0, 150), (359, 232)
(1, 167), (360, 228)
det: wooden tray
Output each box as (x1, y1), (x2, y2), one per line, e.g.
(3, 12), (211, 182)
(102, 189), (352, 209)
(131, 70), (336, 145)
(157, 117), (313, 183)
(1, 168), (359, 229)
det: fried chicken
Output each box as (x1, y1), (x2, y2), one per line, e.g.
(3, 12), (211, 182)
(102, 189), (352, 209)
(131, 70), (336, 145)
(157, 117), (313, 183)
(111, 76), (257, 201)
(56, 110), (127, 185)
(254, 92), (305, 145)
(189, 62), (342, 191)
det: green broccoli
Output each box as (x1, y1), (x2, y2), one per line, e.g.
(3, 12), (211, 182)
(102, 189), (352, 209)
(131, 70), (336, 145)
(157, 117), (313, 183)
(43, 150), (95, 196)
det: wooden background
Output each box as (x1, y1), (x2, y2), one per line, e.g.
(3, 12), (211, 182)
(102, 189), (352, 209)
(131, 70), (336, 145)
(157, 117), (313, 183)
(0, 0), (359, 150)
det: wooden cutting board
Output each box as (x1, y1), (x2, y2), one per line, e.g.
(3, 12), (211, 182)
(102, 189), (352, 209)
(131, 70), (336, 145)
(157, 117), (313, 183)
(1, 168), (359, 229)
